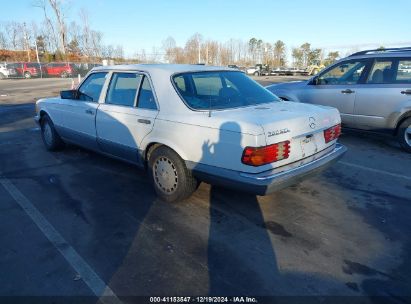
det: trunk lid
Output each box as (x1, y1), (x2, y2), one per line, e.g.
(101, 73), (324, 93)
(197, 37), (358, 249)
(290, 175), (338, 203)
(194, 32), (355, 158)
(212, 101), (341, 169)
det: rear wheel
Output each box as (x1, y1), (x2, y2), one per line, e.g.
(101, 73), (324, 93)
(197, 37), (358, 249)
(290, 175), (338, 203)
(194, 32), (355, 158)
(40, 115), (64, 151)
(60, 71), (68, 78)
(253, 71), (259, 76)
(148, 146), (198, 202)
(24, 71), (32, 79)
(397, 117), (411, 153)
(0, 72), (5, 79)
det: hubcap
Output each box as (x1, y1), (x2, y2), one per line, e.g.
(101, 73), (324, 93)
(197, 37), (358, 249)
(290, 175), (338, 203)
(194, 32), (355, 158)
(43, 122), (53, 146)
(153, 156), (178, 194)
(405, 125), (411, 147)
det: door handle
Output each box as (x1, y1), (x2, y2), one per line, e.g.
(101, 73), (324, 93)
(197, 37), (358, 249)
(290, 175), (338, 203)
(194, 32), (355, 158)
(137, 119), (151, 124)
(401, 90), (411, 95)
(85, 109), (94, 115)
(341, 89), (355, 94)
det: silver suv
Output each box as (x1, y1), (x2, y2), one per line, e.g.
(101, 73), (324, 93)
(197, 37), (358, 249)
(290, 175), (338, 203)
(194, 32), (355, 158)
(266, 47), (411, 152)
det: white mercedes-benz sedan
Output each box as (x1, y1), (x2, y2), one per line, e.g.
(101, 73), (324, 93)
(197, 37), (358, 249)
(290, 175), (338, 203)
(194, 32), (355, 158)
(35, 64), (346, 202)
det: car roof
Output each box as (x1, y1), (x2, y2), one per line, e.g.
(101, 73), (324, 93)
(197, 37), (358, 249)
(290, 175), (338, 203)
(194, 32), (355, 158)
(92, 63), (235, 75)
(349, 51), (411, 60)
(347, 47), (411, 60)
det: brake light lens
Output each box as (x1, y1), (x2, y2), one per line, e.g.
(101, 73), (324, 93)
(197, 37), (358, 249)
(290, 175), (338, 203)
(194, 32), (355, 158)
(324, 124), (341, 143)
(242, 140), (290, 166)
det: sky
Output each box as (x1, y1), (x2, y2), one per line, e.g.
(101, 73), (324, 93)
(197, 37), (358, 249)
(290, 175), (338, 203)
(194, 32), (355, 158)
(2, 0), (411, 57)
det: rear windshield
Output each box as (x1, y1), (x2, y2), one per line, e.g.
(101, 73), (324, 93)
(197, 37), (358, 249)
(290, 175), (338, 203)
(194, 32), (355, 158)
(172, 71), (279, 110)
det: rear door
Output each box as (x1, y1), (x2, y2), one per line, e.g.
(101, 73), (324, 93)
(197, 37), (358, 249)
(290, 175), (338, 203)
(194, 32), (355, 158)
(353, 58), (411, 130)
(96, 72), (158, 164)
(299, 59), (369, 127)
(59, 72), (109, 150)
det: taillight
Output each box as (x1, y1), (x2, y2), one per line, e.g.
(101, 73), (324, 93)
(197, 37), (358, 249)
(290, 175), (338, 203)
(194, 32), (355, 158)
(324, 124), (341, 143)
(242, 140), (290, 166)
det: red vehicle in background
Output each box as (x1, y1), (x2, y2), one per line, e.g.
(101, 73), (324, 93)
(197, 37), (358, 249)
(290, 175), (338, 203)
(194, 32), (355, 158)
(8, 62), (41, 78)
(42, 62), (75, 78)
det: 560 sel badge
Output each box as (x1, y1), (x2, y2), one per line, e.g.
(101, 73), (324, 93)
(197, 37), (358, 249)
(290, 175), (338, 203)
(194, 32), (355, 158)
(267, 128), (291, 137)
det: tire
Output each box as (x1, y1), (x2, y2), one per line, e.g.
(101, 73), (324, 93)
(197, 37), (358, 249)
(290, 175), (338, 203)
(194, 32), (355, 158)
(0, 72), (5, 79)
(148, 146), (198, 202)
(40, 115), (64, 151)
(253, 71), (259, 76)
(24, 71), (32, 79)
(60, 71), (68, 78)
(397, 117), (411, 153)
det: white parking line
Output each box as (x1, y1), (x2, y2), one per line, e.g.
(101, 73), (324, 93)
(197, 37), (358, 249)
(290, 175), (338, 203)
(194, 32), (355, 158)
(339, 161), (411, 181)
(0, 176), (122, 304)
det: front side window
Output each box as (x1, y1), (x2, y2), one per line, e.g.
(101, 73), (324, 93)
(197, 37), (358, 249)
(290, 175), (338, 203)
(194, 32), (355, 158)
(397, 60), (411, 83)
(137, 76), (157, 110)
(317, 61), (366, 85)
(367, 60), (394, 84)
(78, 72), (108, 102)
(173, 71), (279, 110)
(106, 73), (142, 107)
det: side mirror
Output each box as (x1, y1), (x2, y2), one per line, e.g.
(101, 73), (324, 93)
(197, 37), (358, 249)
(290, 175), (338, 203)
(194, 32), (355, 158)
(60, 89), (77, 99)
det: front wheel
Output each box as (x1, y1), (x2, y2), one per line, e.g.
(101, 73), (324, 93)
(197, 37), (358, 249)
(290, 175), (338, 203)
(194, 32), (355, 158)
(41, 115), (64, 151)
(253, 71), (259, 76)
(398, 117), (411, 153)
(148, 146), (198, 202)
(24, 71), (32, 79)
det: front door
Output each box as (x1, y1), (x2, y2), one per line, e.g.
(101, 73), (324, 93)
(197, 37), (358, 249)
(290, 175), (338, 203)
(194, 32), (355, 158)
(96, 72), (158, 164)
(59, 72), (109, 150)
(299, 59), (368, 127)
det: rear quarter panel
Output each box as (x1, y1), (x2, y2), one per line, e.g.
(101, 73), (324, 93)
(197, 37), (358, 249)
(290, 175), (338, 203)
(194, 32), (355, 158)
(141, 118), (268, 174)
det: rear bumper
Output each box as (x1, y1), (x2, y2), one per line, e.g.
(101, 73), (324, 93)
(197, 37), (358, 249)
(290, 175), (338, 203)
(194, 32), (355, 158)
(191, 143), (347, 195)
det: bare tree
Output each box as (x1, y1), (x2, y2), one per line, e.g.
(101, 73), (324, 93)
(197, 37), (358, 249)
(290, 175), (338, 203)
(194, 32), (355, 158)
(162, 36), (176, 63)
(33, 0), (59, 54)
(0, 23), (8, 49)
(47, 0), (67, 55)
(114, 45), (124, 60)
(90, 30), (103, 58)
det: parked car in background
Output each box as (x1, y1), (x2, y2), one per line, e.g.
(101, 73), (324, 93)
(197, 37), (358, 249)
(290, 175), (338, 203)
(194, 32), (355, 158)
(246, 64), (270, 76)
(7, 62), (41, 78)
(35, 64), (346, 202)
(271, 67), (301, 76)
(266, 47), (411, 152)
(0, 63), (17, 79)
(42, 62), (76, 78)
(228, 64), (240, 70)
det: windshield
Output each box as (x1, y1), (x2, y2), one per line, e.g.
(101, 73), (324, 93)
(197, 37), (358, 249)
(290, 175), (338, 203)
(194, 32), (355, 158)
(172, 71), (279, 110)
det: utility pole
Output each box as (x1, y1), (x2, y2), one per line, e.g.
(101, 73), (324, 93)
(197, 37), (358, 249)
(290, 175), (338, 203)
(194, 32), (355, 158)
(198, 44), (201, 64)
(35, 39), (43, 78)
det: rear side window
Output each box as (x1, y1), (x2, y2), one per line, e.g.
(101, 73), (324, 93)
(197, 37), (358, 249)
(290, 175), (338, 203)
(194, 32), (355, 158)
(397, 60), (411, 83)
(106, 73), (142, 107)
(78, 72), (108, 102)
(137, 76), (157, 110)
(367, 60), (394, 84)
